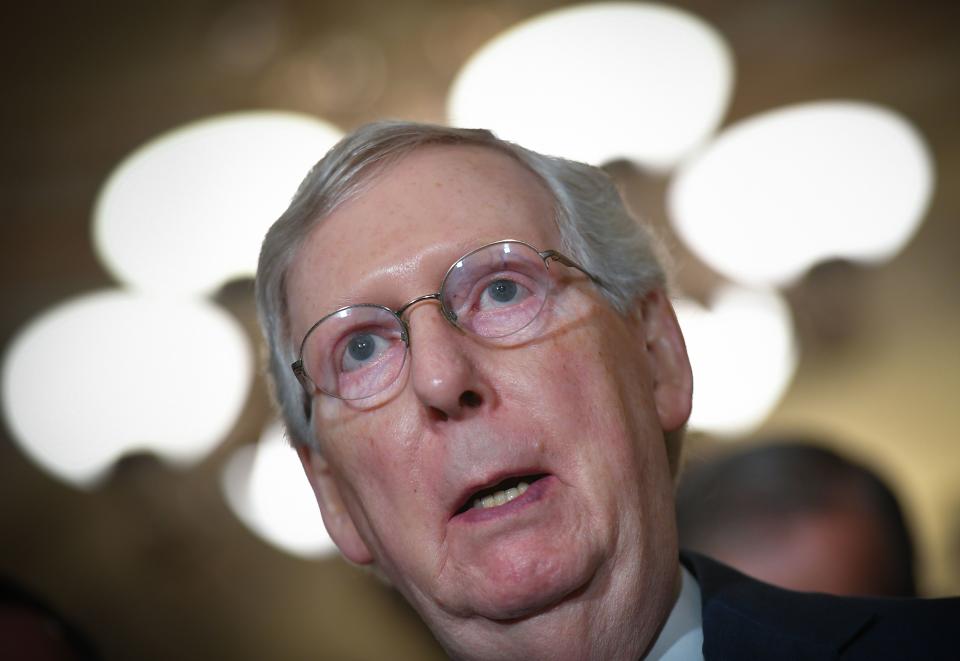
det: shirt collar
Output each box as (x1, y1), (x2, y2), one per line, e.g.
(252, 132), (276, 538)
(644, 566), (704, 660)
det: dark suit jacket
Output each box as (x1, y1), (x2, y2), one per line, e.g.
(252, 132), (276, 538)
(681, 552), (960, 660)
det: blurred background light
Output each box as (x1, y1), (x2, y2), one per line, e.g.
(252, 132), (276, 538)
(1, 290), (252, 488)
(93, 111), (342, 295)
(447, 2), (733, 169)
(668, 101), (934, 287)
(674, 286), (797, 436)
(222, 421), (336, 558)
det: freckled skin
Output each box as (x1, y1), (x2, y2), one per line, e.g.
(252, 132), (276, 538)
(287, 145), (692, 660)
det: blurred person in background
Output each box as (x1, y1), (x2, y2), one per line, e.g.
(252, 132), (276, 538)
(676, 440), (917, 597)
(256, 121), (958, 660)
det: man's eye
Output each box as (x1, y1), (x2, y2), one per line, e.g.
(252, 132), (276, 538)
(480, 277), (532, 309)
(341, 332), (390, 372)
(348, 333), (376, 361)
(486, 279), (519, 304)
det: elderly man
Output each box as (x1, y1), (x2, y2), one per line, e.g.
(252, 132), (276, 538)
(256, 122), (957, 660)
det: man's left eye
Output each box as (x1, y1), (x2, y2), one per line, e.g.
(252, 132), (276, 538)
(486, 279), (519, 304)
(480, 277), (531, 309)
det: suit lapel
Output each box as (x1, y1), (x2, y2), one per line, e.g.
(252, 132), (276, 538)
(680, 552), (877, 660)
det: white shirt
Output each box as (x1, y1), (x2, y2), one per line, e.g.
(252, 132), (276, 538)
(644, 567), (704, 660)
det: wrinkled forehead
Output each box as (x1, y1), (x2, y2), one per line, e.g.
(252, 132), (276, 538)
(284, 144), (560, 342)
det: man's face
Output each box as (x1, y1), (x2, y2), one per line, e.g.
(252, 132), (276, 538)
(285, 145), (692, 653)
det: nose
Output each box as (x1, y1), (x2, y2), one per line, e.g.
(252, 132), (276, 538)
(404, 304), (492, 422)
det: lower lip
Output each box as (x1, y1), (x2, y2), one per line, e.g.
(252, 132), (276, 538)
(452, 475), (555, 525)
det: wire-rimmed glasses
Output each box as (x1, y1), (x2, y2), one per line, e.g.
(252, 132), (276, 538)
(291, 239), (601, 401)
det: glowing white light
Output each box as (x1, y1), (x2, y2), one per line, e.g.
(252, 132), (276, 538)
(94, 112), (342, 295)
(1, 290), (252, 488)
(669, 101), (934, 286)
(674, 286), (797, 436)
(222, 421), (336, 558)
(448, 2), (733, 169)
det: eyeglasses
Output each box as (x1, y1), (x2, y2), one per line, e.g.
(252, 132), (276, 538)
(292, 239), (602, 402)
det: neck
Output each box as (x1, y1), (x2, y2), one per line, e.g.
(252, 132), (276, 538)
(437, 562), (682, 661)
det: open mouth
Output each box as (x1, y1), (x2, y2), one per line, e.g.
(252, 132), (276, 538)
(455, 474), (548, 515)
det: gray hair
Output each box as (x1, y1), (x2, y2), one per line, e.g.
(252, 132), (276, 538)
(255, 121), (674, 461)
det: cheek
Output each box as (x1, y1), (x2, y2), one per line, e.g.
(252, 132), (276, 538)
(535, 319), (658, 440)
(532, 320), (671, 498)
(316, 404), (430, 524)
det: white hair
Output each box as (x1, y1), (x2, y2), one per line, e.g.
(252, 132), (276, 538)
(255, 121), (675, 464)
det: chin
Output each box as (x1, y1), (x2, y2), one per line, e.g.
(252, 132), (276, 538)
(445, 541), (604, 623)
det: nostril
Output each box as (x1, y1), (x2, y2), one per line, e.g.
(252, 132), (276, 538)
(459, 390), (482, 408)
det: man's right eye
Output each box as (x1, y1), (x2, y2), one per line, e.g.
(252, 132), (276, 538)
(340, 332), (389, 372)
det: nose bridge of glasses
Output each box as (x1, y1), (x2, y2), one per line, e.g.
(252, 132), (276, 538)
(396, 292), (457, 325)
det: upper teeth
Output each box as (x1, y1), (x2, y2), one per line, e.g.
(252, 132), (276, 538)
(473, 481), (529, 509)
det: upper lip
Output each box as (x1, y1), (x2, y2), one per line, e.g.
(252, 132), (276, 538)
(450, 469), (547, 517)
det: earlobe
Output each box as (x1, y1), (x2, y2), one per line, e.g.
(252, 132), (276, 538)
(297, 445), (374, 565)
(639, 290), (693, 433)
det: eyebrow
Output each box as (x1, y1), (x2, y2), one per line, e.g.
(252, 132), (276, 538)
(307, 235), (553, 325)
(320, 238), (487, 310)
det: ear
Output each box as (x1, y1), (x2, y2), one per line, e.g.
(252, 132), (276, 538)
(638, 289), (693, 433)
(297, 445), (374, 565)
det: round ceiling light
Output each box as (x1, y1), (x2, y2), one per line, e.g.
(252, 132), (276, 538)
(93, 111), (342, 295)
(669, 101), (934, 286)
(2, 290), (252, 487)
(448, 2), (733, 169)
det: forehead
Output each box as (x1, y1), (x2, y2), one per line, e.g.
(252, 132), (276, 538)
(286, 144), (560, 338)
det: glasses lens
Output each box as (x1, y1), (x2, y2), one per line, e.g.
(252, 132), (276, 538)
(441, 241), (550, 338)
(301, 305), (408, 400)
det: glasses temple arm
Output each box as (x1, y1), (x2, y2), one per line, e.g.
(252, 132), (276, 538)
(540, 250), (605, 287)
